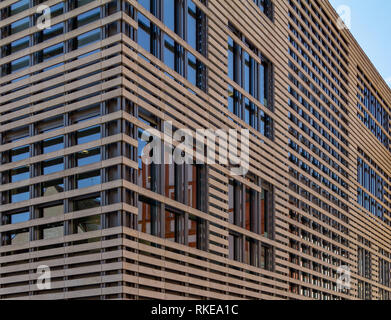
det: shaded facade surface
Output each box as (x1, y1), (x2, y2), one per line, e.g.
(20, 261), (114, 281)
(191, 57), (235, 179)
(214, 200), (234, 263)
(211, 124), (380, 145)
(0, 0), (390, 300)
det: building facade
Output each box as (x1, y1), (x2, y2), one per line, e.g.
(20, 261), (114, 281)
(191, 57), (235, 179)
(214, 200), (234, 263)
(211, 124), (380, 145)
(0, 0), (390, 300)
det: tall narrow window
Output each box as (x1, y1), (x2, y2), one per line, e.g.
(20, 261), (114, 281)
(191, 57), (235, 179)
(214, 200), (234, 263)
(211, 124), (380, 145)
(138, 195), (160, 236)
(138, 108), (160, 193)
(227, 31), (273, 134)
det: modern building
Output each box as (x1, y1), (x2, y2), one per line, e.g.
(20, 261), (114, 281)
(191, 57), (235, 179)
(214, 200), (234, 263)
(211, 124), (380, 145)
(0, 0), (390, 300)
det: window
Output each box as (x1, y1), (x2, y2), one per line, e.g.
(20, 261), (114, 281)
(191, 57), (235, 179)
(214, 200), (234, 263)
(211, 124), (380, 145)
(164, 208), (182, 243)
(70, 103), (101, 123)
(11, 145), (30, 162)
(77, 126), (101, 144)
(244, 237), (257, 266)
(36, 43), (64, 63)
(49, 2), (64, 18)
(260, 189), (268, 236)
(38, 203), (64, 218)
(229, 178), (272, 237)
(2, 228), (29, 246)
(3, 209), (29, 225)
(260, 244), (271, 269)
(76, 148), (101, 166)
(73, 195), (101, 211)
(187, 51), (206, 91)
(138, 12), (160, 57)
(37, 22), (64, 43)
(77, 8), (101, 27)
(379, 258), (391, 288)
(163, 33), (177, 72)
(358, 280), (372, 300)
(188, 214), (203, 249)
(42, 136), (64, 154)
(75, 0), (96, 7)
(11, 186), (29, 203)
(10, 0), (29, 17)
(187, 0), (207, 55)
(11, 166), (29, 182)
(42, 158), (64, 175)
(137, 2), (207, 91)
(38, 116), (63, 133)
(73, 215), (101, 233)
(41, 179), (64, 196)
(138, 109), (159, 193)
(163, 0), (176, 33)
(138, 195), (160, 236)
(10, 17), (29, 35)
(228, 32), (273, 134)
(228, 232), (241, 261)
(10, 56), (30, 74)
(76, 170), (101, 189)
(358, 246), (371, 280)
(72, 29), (101, 50)
(253, 0), (273, 20)
(10, 36), (29, 54)
(37, 222), (63, 240)
(188, 164), (207, 212)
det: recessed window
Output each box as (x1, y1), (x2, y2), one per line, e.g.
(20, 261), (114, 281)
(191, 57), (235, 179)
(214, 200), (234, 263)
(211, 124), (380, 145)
(38, 43), (64, 62)
(38, 222), (64, 240)
(77, 8), (101, 27)
(41, 179), (64, 196)
(11, 36), (29, 54)
(38, 116), (63, 133)
(73, 195), (101, 211)
(11, 166), (29, 182)
(77, 126), (101, 144)
(76, 170), (101, 189)
(229, 178), (271, 238)
(11, 186), (29, 203)
(70, 103), (100, 124)
(3, 209), (29, 225)
(39, 203), (64, 218)
(42, 158), (64, 175)
(10, 17), (29, 35)
(76, 147), (101, 166)
(76, 29), (100, 49)
(73, 215), (101, 234)
(42, 136), (64, 154)
(2, 228), (29, 246)
(50, 2), (64, 18)
(10, 0), (29, 16)
(11, 145), (29, 162)
(10, 56), (30, 73)
(138, 195), (159, 236)
(164, 209), (179, 243)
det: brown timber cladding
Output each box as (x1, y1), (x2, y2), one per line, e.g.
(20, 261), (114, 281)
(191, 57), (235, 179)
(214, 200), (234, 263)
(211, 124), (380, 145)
(0, 0), (390, 300)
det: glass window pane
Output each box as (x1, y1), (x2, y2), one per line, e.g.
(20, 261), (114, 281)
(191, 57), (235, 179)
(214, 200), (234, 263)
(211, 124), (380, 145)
(74, 215), (101, 233)
(11, 17), (29, 35)
(77, 148), (101, 166)
(164, 0), (175, 33)
(11, 187), (29, 203)
(77, 126), (100, 144)
(43, 136), (64, 153)
(11, 145), (29, 162)
(43, 158), (64, 175)
(11, 166), (29, 182)
(76, 170), (101, 189)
